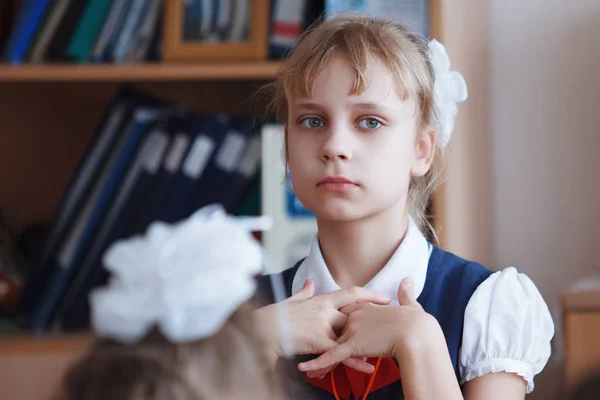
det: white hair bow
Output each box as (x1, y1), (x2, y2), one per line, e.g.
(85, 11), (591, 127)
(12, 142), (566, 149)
(429, 39), (468, 149)
(90, 205), (271, 344)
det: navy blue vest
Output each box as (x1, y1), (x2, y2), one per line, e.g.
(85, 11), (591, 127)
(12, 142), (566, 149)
(256, 246), (493, 399)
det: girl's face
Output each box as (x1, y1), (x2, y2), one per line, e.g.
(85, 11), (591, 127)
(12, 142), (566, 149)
(286, 53), (434, 222)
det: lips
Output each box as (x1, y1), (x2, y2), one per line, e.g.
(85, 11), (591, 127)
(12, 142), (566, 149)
(317, 176), (359, 191)
(318, 176), (355, 185)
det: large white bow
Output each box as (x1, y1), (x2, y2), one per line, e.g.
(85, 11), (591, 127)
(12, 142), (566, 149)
(90, 205), (270, 344)
(429, 39), (468, 149)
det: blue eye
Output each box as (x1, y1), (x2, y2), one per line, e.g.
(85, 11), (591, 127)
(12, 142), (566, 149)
(358, 118), (382, 129)
(300, 117), (325, 128)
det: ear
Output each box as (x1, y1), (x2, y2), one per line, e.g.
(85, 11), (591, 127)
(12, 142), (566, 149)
(410, 127), (436, 177)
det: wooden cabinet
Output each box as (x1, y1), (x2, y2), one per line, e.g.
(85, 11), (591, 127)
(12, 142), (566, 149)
(563, 289), (600, 392)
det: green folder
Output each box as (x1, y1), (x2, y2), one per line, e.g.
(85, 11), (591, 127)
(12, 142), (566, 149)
(66, 0), (113, 63)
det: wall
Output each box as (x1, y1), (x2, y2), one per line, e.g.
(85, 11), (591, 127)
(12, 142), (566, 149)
(490, 0), (600, 398)
(436, 0), (493, 267)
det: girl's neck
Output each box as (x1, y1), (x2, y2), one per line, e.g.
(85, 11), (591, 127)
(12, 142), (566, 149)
(316, 201), (409, 289)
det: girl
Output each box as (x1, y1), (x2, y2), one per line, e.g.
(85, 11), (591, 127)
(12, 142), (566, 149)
(254, 15), (554, 400)
(54, 206), (301, 400)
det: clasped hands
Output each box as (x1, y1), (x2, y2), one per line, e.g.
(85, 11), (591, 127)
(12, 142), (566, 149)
(254, 277), (440, 379)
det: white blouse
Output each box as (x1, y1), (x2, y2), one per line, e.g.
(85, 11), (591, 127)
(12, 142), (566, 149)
(291, 218), (554, 393)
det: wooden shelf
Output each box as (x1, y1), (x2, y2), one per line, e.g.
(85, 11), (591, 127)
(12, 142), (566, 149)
(0, 61), (282, 82)
(0, 332), (93, 355)
(0, 332), (92, 400)
(564, 288), (600, 311)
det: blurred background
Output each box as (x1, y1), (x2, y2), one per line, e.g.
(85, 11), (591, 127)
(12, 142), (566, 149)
(0, 0), (598, 399)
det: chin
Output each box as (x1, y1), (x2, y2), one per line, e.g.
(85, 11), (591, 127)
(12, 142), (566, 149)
(309, 199), (369, 222)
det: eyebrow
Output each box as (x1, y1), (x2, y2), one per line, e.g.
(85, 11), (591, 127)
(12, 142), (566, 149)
(349, 102), (390, 112)
(292, 103), (322, 112)
(292, 102), (391, 112)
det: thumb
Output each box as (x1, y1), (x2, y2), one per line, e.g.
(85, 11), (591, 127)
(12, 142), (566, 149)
(397, 277), (416, 306)
(288, 279), (315, 301)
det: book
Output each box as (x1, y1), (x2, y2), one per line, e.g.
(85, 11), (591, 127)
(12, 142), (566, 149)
(158, 115), (217, 223)
(47, 0), (87, 61)
(325, 0), (429, 37)
(19, 87), (148, 317)
(91, 0), (131, 63)
(27, 105), (168, 330)
(111, 0), (146, 63)
(220, 122), (262, 213)
(66, 0), (113, 63)
(126, 0), (162, 62)
(260, 124), (317, 274)
(53, 127), (171, 330)
(128, 116), (190, 233)
(29, 0), (73, 63)
(2, 0), (54, 63)
(269, 0), (309, 59)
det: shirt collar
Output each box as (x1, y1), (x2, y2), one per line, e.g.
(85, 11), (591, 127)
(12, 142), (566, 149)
(291, 217), (431, 306)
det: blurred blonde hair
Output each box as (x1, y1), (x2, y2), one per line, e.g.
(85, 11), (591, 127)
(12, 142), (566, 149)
(54, 302), (285, 400)
(263, 15), (445, 240)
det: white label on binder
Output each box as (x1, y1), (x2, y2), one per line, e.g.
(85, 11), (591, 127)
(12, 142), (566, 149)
(164, 134), (189, 173)
(216, 132), (246, 172)
(145, 131), (170, 174)
(238, 136), (261, 177)
(183, 135), (214, 179)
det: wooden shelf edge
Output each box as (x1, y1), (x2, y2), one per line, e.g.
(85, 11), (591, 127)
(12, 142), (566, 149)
(0, 332), (94, 354)
(563, 290), (600, 311)
(0, 61), (282, 82)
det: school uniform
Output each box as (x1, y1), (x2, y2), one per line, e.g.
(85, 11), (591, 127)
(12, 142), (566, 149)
(257, 218), (554, 400)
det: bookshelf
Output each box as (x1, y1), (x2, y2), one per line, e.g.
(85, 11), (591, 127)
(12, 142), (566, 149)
(0, 61), (279, 231)
(0, 64), (276, 400)
(0, 61), (282, 82)
(0, 1), (464, 399)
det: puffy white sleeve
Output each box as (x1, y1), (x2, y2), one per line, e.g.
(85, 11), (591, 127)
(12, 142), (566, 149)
(459, 267), (554, 393)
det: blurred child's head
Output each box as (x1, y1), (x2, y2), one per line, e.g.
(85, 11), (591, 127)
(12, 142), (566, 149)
(58, 305), (274, 400)
(268, 15), (466, 236)
(55, 206), (281, 400)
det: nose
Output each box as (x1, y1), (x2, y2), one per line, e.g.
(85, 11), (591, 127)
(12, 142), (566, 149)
(319, 125), (352, 162)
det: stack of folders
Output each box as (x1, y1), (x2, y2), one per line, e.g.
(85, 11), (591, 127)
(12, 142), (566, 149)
(20, 87), (262, 332)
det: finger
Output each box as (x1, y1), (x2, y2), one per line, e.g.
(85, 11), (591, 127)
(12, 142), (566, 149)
(306, 369), (326, 379)
(307, 363), (337, 379)
(312, 334), (370, 373)
(341, 357), (375, 374)
(320, 362), (336, 379)
(287, 279), (315, 302)
(298, 343), (354, 372)
(397, 278), (422, 309)
(309, 355), (374, 378)
(330, 310), (348, 331)
(339, 302), (364, 315)
(327, 287), (391, 309)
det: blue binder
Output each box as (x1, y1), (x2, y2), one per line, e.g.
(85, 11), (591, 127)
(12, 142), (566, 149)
(27, 105), (167, 331)
(2, 0), (53, 64)
(20, 87), (163, 318)
(54, 128), (172, 330)
(127, 115), (190, 234)
(157, 114), (222, 223)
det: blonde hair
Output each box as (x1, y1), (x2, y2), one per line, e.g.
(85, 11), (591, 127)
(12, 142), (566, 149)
(264, 15), (444, 241)
(54, 303), (285, 400)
